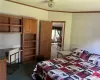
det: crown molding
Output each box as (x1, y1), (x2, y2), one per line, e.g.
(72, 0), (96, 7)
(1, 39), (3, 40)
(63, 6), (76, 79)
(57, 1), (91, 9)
(48, 10), (72, 13)
(6, 0), (48, 11)
(6, 0), (100, 13)
(72, 11), (100, 13)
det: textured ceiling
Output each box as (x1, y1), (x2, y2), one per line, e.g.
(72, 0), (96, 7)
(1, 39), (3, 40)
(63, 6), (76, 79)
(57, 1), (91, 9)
(8, 0), (100, 11)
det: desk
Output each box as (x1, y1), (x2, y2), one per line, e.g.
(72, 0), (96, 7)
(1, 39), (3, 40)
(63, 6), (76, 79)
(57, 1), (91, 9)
(0, 58), (7, 80)
(0, 48), (20, 77)
(0, 48), (15, 80)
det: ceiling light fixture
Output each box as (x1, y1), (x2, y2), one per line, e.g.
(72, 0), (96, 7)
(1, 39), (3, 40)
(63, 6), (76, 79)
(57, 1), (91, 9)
(48, 0), (55, 8)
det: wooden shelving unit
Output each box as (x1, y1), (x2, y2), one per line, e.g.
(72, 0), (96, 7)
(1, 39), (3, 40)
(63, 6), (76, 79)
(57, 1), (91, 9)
(0, 14), (23, 79)
(22, 34), (36, 63)
(0, 15), (22, 33)
(0, 14), (23, 51)
(0, 14), (23, 64)
(22, 18), (37, 63)
(0, 14), (37, 64)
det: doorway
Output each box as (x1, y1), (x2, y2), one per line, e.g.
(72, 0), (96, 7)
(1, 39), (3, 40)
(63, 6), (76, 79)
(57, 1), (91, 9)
(51, 21), (65, 58)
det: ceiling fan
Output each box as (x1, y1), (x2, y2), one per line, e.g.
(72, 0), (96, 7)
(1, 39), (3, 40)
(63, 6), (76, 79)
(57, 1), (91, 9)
(40, 0), (55, 8)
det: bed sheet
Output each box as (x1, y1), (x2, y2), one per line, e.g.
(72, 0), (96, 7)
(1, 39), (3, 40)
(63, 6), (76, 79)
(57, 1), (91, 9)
(36, 55), (100, 80)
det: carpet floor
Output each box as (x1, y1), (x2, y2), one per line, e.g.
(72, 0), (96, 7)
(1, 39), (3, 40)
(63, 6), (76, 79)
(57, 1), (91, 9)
(7, 62), (36, 80)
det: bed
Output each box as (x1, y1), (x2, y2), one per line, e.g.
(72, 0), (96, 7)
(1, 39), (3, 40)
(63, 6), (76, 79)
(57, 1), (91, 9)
(35, 49), (100, 80)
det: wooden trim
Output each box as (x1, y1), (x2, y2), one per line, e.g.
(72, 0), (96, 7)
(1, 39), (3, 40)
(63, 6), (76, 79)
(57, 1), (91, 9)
(0, 13), (22, 18)
(48, 10), (72, 13)
(63, 22), (65, 50)
(50, 11), (100, 13)
(51, 21), (65, 50)
(0, 13), (37, 21)
(6, 0), (48, 11)
(22, 16), (38, 20)
(72, 11), (100, 13)
(51, 21), (66, 23)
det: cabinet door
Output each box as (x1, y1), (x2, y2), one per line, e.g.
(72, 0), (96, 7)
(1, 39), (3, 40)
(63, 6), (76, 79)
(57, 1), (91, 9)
(30, 19), (37, 34)
(0, 60), (6, 80)
(23, 18), (30, 33)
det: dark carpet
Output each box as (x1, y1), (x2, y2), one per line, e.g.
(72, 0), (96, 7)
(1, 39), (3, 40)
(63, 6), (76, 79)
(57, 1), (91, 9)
(7, 62), (36, 80)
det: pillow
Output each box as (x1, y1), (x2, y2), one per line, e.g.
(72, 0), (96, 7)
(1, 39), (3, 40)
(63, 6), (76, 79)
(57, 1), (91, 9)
(71, 48), (84, 57)
(88, 54), (100, 65)
(79, 50), (90, 61)
(80, 52), (88, 61)
(96, 57), (100, 67)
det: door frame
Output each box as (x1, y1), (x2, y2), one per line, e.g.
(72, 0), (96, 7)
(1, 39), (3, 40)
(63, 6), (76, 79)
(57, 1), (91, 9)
(51, 21), (65, 50)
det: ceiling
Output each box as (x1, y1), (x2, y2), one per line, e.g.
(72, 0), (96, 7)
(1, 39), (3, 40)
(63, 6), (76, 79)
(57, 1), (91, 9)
(8, 0), (100, 12)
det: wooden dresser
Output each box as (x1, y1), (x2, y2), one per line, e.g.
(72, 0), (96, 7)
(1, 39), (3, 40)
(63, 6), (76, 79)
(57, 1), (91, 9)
(0, 59), (6, 80)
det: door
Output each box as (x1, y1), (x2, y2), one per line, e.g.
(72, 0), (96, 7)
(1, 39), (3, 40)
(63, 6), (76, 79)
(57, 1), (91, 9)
(39, 21), (52, 59)
(23, 18), (30, 33)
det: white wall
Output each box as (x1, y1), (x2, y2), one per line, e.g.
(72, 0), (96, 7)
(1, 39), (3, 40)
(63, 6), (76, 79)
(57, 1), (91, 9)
(71, 13), (100, 54)
(48, 12), (72, 50)
(0, 0), (2, 10)
(0, 33), (20, 49)
(0, 1), (2, 6)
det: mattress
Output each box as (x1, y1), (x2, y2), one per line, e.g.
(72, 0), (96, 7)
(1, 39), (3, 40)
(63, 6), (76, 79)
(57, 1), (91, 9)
(36, 55), (100, 80)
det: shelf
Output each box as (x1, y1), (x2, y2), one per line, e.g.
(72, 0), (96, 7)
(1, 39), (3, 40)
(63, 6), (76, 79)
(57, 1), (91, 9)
(10, 25), (22, 27)
(10, 31), (22, 33)
(24, 40), (36, 42)
(10, 16), (22, 19)
(0, 32), (22, 34)
(0, 24), (10, 26)
(24, 55), (36, 59)
(23, 60), (34, 64)
(0, 23), (22, 33)
(0, 24), (22, 27)
(23, 47), (36, 50)
(24, 46), (36, 48)
(24, 52), (36, 56)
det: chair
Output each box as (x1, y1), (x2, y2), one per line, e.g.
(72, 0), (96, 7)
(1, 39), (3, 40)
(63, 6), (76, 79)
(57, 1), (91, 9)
(6, 48), (20, 75)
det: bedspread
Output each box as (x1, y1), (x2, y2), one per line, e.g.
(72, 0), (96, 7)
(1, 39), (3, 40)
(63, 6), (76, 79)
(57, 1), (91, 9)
(36, 55), (100, 80)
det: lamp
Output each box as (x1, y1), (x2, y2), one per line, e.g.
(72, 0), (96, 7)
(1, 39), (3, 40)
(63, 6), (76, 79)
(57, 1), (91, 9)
(48, 0), (55, 8)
